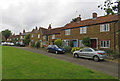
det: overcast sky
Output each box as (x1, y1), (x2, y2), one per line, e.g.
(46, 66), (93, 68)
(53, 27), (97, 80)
(0, 0), (107, 34)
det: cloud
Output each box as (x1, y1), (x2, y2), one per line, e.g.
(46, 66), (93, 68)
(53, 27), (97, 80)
(0, 0), (105, 34)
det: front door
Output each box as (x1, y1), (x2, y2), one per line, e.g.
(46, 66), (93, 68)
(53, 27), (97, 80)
(91, 39), (97, 48)
(73, 40), (77, 47)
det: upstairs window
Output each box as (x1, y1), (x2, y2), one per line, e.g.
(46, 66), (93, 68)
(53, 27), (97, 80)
(52, 34), (55, 39)
(31, 34), (34, 38)
(38, 34), (40, 38)
(43, 36), (46, 40)
(80, 27), (87, 34)
(100, 24), (110, 32)
(65, 29), (71, 35)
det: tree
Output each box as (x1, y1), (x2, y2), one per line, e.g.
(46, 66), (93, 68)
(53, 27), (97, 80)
(98, 0), (120, 15)
(12, 38), (18, 45)
(23, 34), (30, 46)
(35, 42), (40, 49)
(82, 37), (91, 47)
(54, 39), (62, 47)
(1, 29), (12, 40)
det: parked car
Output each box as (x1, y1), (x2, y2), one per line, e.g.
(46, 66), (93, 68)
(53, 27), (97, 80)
(18, 42), (25, 47)
(1, 42), (15, 46)
(47, 45), (65, 54)
(73, 47), (107, 62)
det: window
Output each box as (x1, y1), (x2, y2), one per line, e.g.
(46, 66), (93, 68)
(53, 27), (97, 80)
(20, 36), (23, 39)
(62, 40), (69, 46)
(100, 24), (110, 32)
(38, 34), (40, 38)
(43, 41), (46, 45)
(79, 40), (84, 47)
(100, 40), (110, 48)
(80, 27), (87, 34)
(65, 29), (71, 35)
(43, 36), (46, 40)
(31, 34), (34, 38)
(52, 34), (55, 39)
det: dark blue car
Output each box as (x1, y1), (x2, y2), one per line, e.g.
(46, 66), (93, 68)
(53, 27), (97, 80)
(47, 45), (65, 54)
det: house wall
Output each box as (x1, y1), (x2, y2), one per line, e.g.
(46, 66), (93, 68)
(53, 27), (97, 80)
(61, 22), (119, 52)
(30, 29), (38, 46)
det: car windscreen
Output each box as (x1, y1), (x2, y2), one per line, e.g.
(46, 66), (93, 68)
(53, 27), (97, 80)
(54, 45), (59, 48)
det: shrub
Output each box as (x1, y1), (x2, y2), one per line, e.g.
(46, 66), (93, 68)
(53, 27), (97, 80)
(82, 37), (91, 47)
(71, 47), (88, 53)
(71, 47), (82, 53)
(100, 48), (114, 55)
(54, 39), (62, 48)
(31, 43), (35, 48)
(35, 42), (40, 49)
(64, 46), (72, 53)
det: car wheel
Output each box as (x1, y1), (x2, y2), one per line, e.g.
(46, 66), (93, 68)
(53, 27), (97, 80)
(56, 51), (58, 54)
(74, 53), (79, 58)
(93, 56), (99, 62)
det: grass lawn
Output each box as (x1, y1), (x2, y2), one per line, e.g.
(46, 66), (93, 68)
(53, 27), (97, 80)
(2, 46), (116, 79)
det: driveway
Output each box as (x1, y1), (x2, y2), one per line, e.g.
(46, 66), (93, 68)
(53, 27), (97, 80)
(14, 46), (119, 78)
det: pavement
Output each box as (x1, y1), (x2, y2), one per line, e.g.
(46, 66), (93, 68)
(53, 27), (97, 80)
(13, 46), (119, 78)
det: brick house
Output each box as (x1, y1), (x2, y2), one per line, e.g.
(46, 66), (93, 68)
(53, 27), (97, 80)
(30, 27), (39, 46)
(30, 24), (64, 48)
(61, 13), (120, 52)
(19, 29), (30, 44)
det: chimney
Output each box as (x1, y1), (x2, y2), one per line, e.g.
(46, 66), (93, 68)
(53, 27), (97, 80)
(93, 13), (97, 18)
(35, 26), (38, 30)
(23, 29), (25, 33)
(13, 33), (15, 36)
(19, 32), (21, 35)
(48, 24), (51, 30)
(77, 15), (81, 21)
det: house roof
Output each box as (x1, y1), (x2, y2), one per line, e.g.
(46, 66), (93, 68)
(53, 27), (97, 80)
(46, 27), (64, 35)
(39, 26), (64, 35)
(21, 32), (30, 36)
(64, 13), (119, 29)
(39, 27), (48, 35)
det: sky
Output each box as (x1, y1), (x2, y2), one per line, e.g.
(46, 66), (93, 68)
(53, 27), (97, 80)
(0, 0), (107, 34)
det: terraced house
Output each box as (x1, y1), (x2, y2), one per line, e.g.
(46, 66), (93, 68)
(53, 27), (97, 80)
(19, 29), (30, 44)
(61, 13), (120, 53)
(30, 24), (64, 48)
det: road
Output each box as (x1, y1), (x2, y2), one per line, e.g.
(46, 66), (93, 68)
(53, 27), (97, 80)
(14, 46), (119, 78)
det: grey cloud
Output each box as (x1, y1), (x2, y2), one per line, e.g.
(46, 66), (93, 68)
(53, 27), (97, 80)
(1, 0), (105, 34)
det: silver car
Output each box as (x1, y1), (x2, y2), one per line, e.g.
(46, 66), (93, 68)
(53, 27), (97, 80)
(73, 48), (107, 62)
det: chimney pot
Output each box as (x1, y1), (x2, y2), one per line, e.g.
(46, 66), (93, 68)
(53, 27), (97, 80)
(23, 29), (25, 33)
(35, 26), (38, 30)
(77, 15), (81, 21)
(93, 13), (97, 18)
(48, 24), (51, 30)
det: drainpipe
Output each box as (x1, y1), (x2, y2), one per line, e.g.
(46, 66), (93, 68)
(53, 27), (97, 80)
(114, 20), (120, 52)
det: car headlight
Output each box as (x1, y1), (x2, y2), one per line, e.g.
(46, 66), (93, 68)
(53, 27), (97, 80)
(58, 49), (62, 51)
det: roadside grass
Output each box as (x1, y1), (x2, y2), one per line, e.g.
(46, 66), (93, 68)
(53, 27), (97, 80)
(2, 46), (116, 79)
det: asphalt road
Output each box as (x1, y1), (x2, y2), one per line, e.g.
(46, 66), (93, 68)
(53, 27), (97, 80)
(14, 46), (119, 78)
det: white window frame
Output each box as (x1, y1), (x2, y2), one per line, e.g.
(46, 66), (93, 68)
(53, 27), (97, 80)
(52, 34), (55, 39)
(80, 27), (87, 34)
(38, 34), (40, 38)
(100, 40), (110, 48)
(65, 29), (71, 35)
(43, 36), (46, 40)
(100, 24), (110, 32)
(31, 34), (34, 38)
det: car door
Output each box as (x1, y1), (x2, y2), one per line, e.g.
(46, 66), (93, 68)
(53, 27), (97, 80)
(85, 48), (93, 58)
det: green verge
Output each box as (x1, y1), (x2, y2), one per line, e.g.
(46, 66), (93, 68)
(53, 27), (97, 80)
(2, 46), (116, 79)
